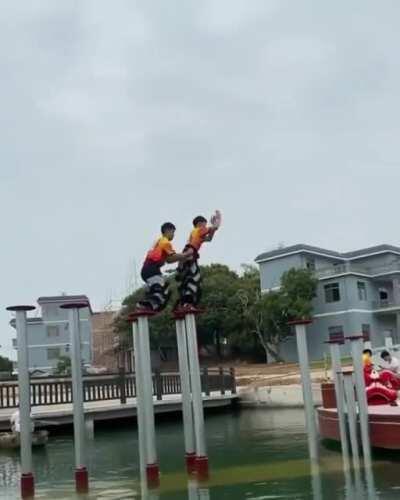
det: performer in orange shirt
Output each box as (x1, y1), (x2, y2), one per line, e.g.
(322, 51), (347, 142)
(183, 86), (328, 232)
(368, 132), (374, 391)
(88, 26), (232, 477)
(177, 210), (221, 307)
(138, 222), (192, 312)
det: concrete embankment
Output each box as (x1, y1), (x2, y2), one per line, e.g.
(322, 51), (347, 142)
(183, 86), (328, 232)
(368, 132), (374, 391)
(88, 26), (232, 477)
(238, 384), (323, 408)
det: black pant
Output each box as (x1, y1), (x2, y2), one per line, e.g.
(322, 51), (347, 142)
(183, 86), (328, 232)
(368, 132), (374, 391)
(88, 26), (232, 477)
(139, 263), (170, 312)
(176, 254), (202, 306)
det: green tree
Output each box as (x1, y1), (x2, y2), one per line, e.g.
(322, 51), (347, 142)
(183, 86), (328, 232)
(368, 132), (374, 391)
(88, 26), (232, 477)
(237, 267), (317, 362)
(0, 355), (12, 372)
(55, 355), (72, 376)
(114, 264), (241, 358)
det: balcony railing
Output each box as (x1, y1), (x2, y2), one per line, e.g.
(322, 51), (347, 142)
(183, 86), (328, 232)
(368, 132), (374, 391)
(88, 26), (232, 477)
(371, 300), (400, 310)
(316, 261), (400, 279)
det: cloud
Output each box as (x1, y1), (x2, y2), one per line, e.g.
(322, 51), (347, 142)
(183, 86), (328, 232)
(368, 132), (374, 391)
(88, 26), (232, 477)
(2, 1), (400, 358)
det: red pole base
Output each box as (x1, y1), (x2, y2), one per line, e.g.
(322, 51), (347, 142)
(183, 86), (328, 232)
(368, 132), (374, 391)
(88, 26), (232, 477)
(146, 463), (160, 489)
(185, 452), (197, 475)
(195, 455), (209, 481)
(75, 466), (89, 493)
(21, 472), (35, 499)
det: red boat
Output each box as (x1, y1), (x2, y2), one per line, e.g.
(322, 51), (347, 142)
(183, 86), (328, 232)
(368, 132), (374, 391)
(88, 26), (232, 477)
(318, 383), (400, 450)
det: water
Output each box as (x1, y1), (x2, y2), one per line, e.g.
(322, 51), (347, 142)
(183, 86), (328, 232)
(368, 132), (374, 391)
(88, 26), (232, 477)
(1, 408), (400, 499)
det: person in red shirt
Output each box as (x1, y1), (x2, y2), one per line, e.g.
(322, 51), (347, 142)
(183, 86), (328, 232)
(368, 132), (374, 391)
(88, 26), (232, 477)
(138, 222), (192, 312)
(176, 211), (221, 307)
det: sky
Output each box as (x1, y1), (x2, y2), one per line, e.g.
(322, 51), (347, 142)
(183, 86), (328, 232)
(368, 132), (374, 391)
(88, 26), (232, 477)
(1, 1), (400, 360)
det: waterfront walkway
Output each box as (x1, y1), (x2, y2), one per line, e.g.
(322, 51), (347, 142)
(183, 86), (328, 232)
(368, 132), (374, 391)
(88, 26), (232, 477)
(0, 391), (237, 431)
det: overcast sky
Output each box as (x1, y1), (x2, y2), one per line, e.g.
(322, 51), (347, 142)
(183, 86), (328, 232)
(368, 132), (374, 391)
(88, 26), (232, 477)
(1, 1), (400, 359)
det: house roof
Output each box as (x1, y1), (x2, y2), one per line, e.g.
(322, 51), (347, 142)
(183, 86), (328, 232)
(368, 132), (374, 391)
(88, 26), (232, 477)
(37, 295), (93, 313)
(255, 244), (400, 263)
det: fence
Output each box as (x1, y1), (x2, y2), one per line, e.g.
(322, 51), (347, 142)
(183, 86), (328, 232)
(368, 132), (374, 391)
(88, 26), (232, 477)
(0, 367), (236, 409)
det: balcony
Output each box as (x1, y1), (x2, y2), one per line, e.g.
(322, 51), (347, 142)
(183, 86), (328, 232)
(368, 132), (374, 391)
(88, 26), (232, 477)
(316, 261), (400, 279)
(372, 300), (400, 312)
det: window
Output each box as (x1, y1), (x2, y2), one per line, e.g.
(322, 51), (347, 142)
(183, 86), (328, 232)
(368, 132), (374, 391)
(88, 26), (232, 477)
(357, 281), (367, 301)
(324, 283), (340, 303)
(306, 258), (315, 271)
(47, 347), (60, 360)
(362, 324), (371, 341)
(47, 325), (60, 338)
(328, 326), (344, 342)
(379, 289), (389, 305)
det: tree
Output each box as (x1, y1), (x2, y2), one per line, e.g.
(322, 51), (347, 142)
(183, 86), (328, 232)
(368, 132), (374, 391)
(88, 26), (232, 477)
(114, 263), (317, 364)
(0, 355), (12, 372)
(55, 355), (72, 376)
(114, 264), (241, 358)
(237, 267), (317, 363)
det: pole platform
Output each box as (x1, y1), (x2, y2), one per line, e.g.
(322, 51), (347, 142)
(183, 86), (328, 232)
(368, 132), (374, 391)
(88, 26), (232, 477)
(173, 306), (206, 317)
(128, 310), (157, 322)
(195, 456), (209, 481)
(185, 452), (197, 475)
(6, 305), (36, 312)
(146, 463), (160, 488)
(287, 318), (313, 326)
(21, 472), (34, 499)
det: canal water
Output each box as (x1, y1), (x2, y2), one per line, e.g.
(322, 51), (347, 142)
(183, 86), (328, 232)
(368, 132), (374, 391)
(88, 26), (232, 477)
(1, 408), (400, 499)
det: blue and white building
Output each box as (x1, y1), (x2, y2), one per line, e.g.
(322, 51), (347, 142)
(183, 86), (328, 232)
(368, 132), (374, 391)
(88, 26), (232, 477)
(11, 295), (93, 374)
(255, 244), (400, 362)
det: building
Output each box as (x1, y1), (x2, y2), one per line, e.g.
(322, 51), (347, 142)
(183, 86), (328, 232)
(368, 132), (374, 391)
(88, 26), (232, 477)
(91, 311), (128, 372)
(11, 295), (92, 374)
(255, 244), (400, 362)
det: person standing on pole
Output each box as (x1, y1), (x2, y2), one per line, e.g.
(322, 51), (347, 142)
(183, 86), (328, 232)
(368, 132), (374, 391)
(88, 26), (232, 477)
(177, 210), (221, 307)
(137, 222), (192, 312)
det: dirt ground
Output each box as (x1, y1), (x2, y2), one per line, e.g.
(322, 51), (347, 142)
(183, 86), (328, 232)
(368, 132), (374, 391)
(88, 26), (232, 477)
(214, 361), (335, 387)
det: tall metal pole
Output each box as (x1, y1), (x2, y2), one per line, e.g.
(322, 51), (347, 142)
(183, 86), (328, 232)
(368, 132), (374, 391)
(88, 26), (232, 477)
(185, 310), (209, 481)
(130, 318), (147, 489)
(326, 341), (351, 471)
(7, 305), (36, 499)
(346, 336), (372, 468)
(289, 320), (318, 461)
(343, 371), (361, 470)
(174, 313), (196, 474)
(136, 312), (159, 488)
(60, 301), (89, 494)
(289, 319), (322, 499)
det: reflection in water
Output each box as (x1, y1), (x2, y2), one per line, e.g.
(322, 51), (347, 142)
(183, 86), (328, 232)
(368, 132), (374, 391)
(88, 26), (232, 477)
(1, 409), (400, 498)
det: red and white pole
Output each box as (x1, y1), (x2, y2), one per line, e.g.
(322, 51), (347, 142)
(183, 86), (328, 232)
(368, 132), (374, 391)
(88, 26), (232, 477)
(130, 311), (160, 489)
(60, 301), (90, 494)
(184, 308), (209, 481)
(7, 305), (36, 499)
(174, 310), (196, 474)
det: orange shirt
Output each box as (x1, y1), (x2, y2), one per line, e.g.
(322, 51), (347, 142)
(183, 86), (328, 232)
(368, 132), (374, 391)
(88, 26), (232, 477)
(188, 226), (210, 252)
(145, 237), (175, 266)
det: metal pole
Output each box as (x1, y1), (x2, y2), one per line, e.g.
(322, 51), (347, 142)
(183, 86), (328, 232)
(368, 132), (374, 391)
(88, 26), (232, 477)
(175, 316), (196, 474)
(137, 314), (159, 487)
(292, 321), (319, 462)
(7, 305), (35, 499)
(329, 343), (351, 470)
(347, 336), (372, 468)
(185, 312), (209, 480)
(61, 302), (89, 493)
(343, 372), (361, 471)
(132, 319), (146, 487)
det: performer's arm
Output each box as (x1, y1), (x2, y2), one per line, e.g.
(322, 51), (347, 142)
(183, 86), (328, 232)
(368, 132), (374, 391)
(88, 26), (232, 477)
(166, 250), (192, 263)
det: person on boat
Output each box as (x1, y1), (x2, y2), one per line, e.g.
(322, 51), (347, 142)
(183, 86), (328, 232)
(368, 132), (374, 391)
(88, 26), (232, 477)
(363, 348), (373, 368)
(10, 410), (34, 433)
(176, 210), (221, 307)
(380, 349), (400, 374)
(137, 222), (193, 312)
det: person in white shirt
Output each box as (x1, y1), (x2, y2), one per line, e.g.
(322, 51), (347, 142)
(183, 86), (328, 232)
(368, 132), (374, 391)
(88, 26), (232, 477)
(10, 410), (34, 434)
(380, 350), (400, 374)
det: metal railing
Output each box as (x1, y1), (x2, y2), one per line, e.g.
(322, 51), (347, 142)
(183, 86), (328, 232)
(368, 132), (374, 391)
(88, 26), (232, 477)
(0, 367), (236, 409)
(316, 261), (400, 279)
